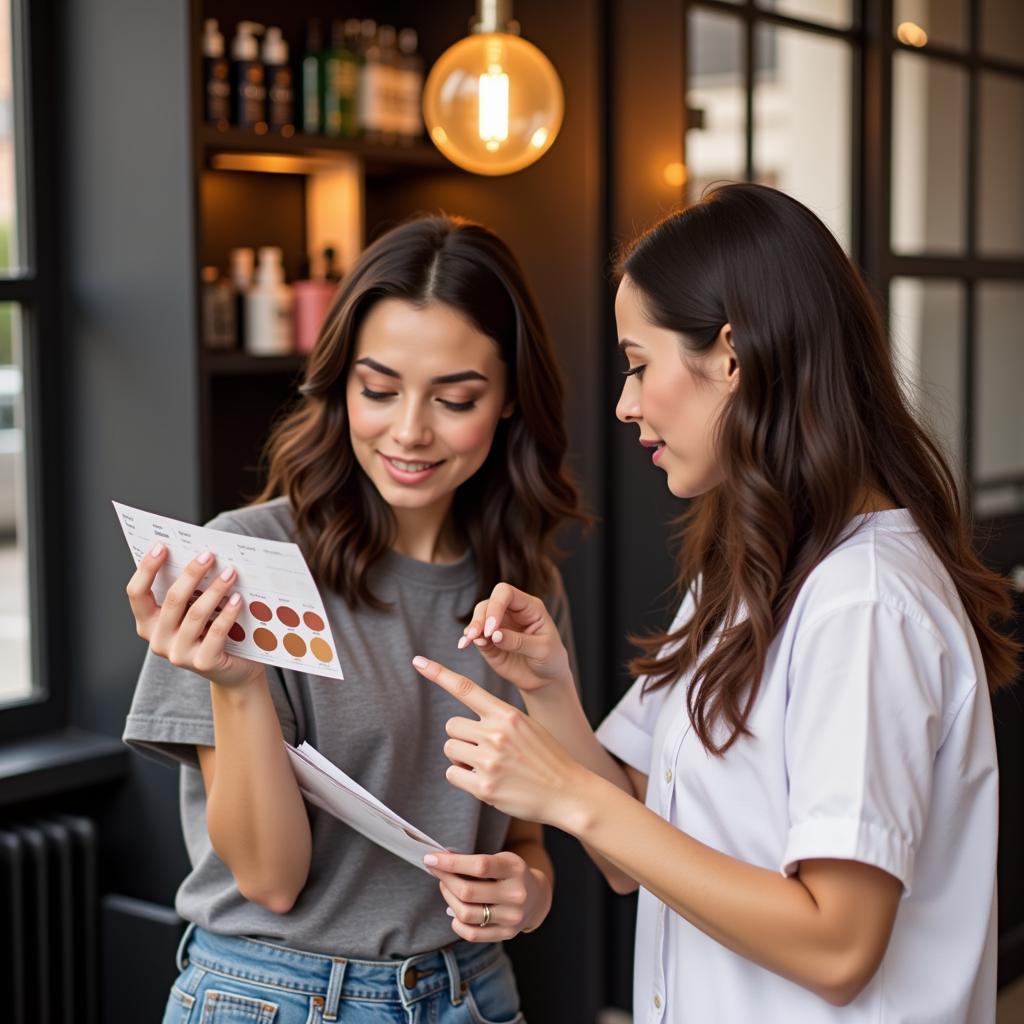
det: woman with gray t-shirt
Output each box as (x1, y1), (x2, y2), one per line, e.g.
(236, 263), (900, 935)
(123, 216), (584, 1024)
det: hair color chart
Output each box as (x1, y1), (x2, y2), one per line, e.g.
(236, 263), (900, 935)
(113, 501), (344, 680)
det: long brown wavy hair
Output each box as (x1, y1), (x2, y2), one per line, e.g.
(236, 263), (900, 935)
(624, 183), (1020, 755)
(256, 215), (583, 610)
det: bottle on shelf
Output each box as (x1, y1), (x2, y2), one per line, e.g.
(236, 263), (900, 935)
(376, 25), (399, 145)
(359, 19), (386, 144)
(323, 19), (361, 138)
(293, 251), (338, 354)
(263, 26), (295, 137)
(232, 21), (267, 133)
(246, 246), (294, 355)
(200, 266), (236, 349)
(301, 19), (324, 135)
(203, 19), (231, 130)
(322, 245), (343, 283)
(229, 246), (255, 349)
(395, 28), (424, 143)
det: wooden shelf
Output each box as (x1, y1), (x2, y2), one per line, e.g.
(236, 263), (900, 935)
(202, 349), (308, 376)
(198, 124), (453, 176)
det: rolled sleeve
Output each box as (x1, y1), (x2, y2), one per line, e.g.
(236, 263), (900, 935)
(782, 600), (952, 894)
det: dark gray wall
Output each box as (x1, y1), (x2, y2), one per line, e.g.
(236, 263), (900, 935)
(61, 0), (199, 901)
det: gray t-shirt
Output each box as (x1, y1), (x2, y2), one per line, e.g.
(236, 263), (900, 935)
(123, 497), (578, 958)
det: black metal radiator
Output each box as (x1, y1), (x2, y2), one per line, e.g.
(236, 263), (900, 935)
(0, 815), (98, 1024)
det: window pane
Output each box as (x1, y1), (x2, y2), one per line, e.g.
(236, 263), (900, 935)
(759, 0), (853, 30)
(0, 1), (18, 273)
(890, 278), (966, 479)
(978, 73), (1024, 257)
(893, 0), (967, 51)
(980, 0), (1024, 66)
(753, 25), (852, 250)
(976, 283), (1024, 493)
(891, 53), (967, 255)
(0, 303), (30, 703)
(686, 8), (745, 202)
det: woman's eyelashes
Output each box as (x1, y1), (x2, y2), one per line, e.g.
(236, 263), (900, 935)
(622, 364), (646, 380)
(361, 387), (396, 402)
(359, 386), (477, 412)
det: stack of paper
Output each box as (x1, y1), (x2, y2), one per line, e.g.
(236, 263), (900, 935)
(285, 741), (449, 871)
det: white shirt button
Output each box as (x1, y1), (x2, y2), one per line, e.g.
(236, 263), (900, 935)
(664, 768), (673, 783)
(653, 993), (662, 1009)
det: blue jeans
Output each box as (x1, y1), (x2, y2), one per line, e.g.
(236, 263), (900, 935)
(162, 923), (525, 1023)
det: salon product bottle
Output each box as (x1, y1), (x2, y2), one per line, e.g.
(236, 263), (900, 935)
(293, 254), (337, 354)
(301, 19), (323, 134)
(246, 247), (294, 355)
(323, 19), (360, 137)
(395, 28), (424, 143)
(322, 245), (343, 283)
(203, 19), (231, 130)
(263, 26), (294, 136)
(200, 267), (237, 349)
(232, 21), (267, 132)
(359, 20), (386, 143)
(376, 25), (399, 144)
(229, 247), (255, 349)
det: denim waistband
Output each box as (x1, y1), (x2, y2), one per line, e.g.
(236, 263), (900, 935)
(176, 923), (506, 1021)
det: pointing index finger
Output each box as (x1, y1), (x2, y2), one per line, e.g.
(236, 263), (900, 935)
(412, 656), (504, 717)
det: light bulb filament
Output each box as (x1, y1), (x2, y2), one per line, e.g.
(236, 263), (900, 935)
(479, 67), (510, 147)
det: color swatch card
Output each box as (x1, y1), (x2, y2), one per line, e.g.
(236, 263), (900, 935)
(113, 501), (343, 680)
(286, 741), (448, 871)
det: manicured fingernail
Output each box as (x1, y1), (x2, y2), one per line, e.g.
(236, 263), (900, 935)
(484, 617), (497, 637)
(423, 854), (439, 866)
(197, 551), (212, 565)
(457, 636), (470, 650)
(149, 543), (164, 558)
(412, 656), (429, 669)
(229, 593), (241, 606)
(492, 630), (503, 643)
(473, 638), (488, 646)
(446, 908), (455, 917)
(219, 566), (234, 582)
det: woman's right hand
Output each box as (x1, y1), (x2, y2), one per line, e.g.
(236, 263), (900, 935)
(458, 583), (573, 695)
(125, 544), (264, 688)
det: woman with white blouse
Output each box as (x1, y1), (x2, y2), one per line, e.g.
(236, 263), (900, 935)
(412, 183), (1020, 1021)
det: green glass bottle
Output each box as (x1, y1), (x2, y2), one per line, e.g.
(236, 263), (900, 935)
(323, 19), (361, 138)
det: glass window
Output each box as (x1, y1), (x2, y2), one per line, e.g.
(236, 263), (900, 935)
(889, 278), (966, 480)
(891, 52), (967, 255)
(0, 304), (28, 703)
(686, 8), (746, 202)
(893, 0), (967, 52)
(978, 72), (1024, 257)
(759, 0), (853, 30)
(0, 0), (18, 274)
(975, 283), (1024, 497)
(753, 23), (852, 250)
(980, 0), (1024, 67)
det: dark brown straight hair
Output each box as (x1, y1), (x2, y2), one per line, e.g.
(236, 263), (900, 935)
(623, 183), (1020, 755)
(256, 215), (584, 610)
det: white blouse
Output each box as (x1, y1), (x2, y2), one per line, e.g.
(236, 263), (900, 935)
(596, 510), (998, 1023)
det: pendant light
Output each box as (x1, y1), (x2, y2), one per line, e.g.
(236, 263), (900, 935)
(422, 0), (564, 176)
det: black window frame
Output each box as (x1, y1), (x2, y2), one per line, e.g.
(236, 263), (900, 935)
(685, 0), (1024, 520)
(0, 0), (66, 741)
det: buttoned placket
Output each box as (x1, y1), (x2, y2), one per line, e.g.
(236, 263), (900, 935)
(648, 699), (692, 1024)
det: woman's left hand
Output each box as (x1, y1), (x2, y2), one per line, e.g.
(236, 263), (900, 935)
(424, 850), (550, 942)
(411, 655), (586, 830)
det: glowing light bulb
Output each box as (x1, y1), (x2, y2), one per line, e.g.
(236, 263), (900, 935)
(423, 3), (563, 176)
(479, 67), (510, 146)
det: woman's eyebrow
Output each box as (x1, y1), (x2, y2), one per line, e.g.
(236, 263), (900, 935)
(618, 338), (642, 352)
(355, 357), (488, 385)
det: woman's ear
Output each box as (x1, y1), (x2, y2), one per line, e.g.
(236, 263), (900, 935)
(719, 323), (739, 392)
(501, 399), (516, 419)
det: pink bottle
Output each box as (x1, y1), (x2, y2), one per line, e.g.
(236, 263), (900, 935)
(293, 250), (339, 354)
